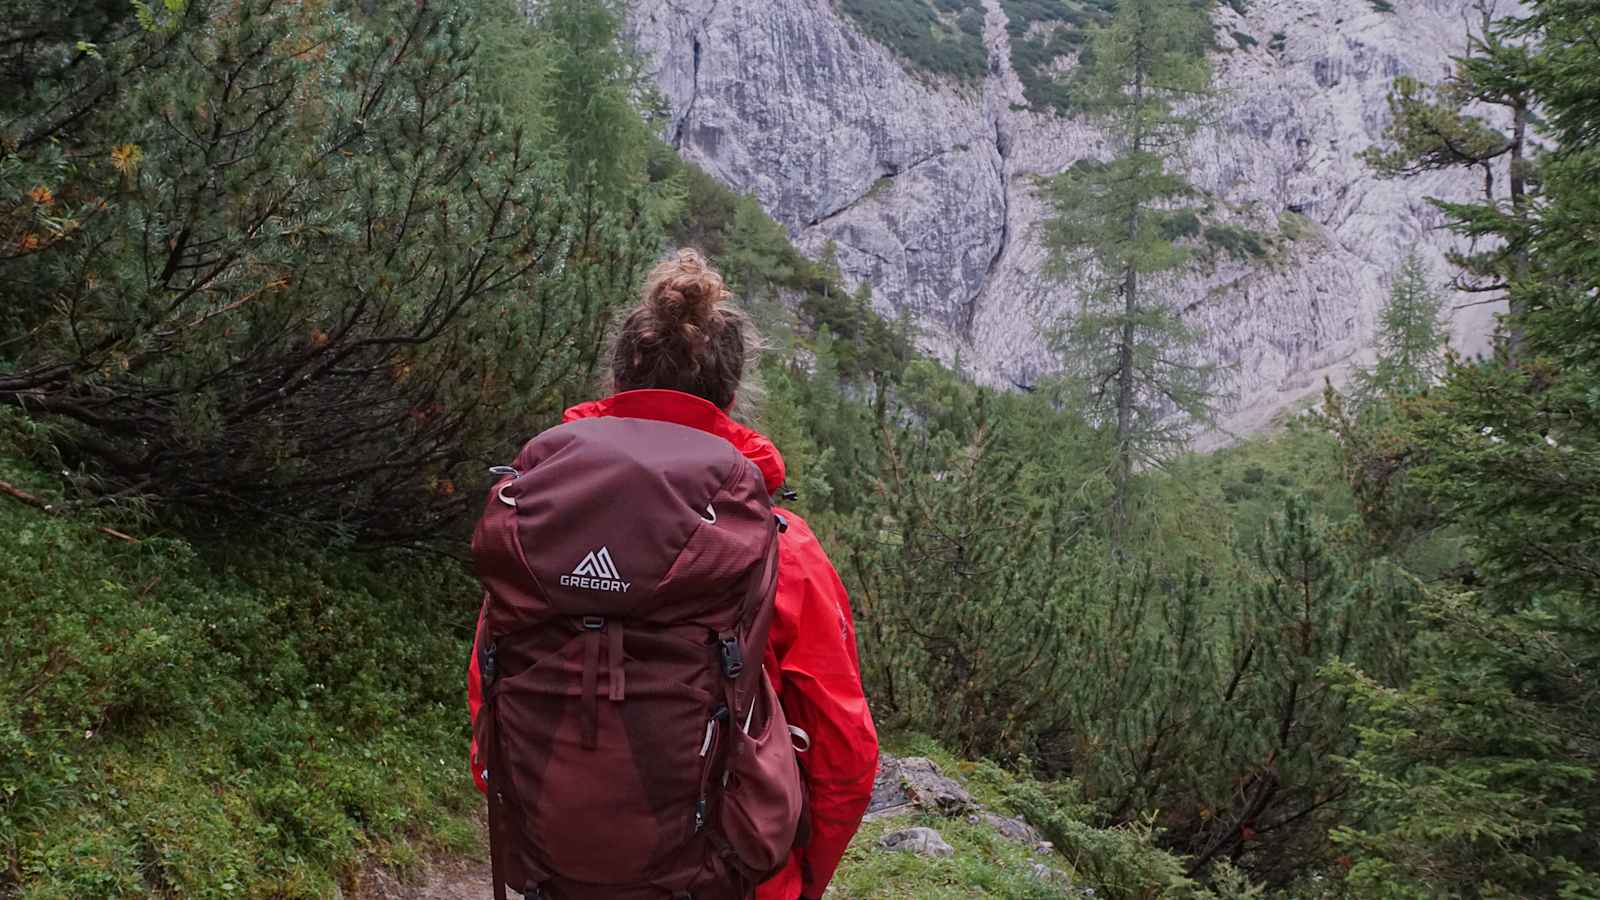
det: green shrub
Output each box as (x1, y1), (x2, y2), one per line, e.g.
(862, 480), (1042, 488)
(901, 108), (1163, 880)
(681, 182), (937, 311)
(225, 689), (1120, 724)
(1232, 30), (1259, 50)
(838, 0), (989, 81)
(0, 462), (479, 896)
(1203, 223), (1270, 260)
(1000, 0), (1112, 113)
(0, 0), (648, 545)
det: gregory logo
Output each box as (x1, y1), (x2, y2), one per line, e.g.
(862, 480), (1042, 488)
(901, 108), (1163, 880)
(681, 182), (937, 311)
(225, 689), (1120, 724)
(561, 547), (630, 593)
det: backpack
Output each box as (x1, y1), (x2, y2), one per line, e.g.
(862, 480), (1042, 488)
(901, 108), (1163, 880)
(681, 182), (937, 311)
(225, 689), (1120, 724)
(471, 416), (808, 900)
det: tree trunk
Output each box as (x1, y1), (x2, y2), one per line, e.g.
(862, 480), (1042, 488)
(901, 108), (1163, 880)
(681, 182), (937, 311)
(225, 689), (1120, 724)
(1111, 35), (1148, 555)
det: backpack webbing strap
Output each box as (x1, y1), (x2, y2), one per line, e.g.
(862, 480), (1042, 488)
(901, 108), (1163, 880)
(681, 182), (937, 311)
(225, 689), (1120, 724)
(580, 618), (605, 749)
(608, 622), (626, 702)
(724, 524), (782, 726)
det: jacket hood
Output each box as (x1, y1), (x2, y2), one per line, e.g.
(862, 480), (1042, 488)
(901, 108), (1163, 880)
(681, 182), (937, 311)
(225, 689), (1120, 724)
(562, 389), (787, 494)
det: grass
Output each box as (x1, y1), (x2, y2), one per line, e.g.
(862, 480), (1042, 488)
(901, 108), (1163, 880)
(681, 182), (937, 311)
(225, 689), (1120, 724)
(831, 814), (1074, 899)
(847, 736), (1263, 900)
(1278, 209), (1316, 242)
(831, 734), (1077, 898)
(0, 454), (482, 898)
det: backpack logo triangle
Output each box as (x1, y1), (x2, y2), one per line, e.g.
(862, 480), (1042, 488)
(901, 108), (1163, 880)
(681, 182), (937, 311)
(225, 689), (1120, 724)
(562, 546), (629, 592)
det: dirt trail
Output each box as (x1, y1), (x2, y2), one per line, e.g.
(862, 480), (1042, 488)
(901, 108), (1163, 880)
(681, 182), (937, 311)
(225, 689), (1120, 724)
(357, 856), (492, 900)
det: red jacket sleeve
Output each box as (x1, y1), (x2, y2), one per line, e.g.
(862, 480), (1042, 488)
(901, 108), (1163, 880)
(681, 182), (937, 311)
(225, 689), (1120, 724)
(467, 596), (488, 795)
(763, 512), (879, 898)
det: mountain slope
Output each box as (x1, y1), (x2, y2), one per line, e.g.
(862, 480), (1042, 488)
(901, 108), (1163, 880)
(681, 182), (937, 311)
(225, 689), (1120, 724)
(627, 0), (1510, 436)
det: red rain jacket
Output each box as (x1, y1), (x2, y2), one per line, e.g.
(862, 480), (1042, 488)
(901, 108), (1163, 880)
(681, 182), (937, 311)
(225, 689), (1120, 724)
(468, 389), (879, 899)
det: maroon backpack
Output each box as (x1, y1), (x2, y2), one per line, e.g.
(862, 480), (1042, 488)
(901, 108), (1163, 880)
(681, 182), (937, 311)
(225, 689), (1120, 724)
(471, 416), (807, 900)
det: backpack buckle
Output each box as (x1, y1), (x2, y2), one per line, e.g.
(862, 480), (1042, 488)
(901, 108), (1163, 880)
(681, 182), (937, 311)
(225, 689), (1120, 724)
(581, 616), (605, 631)
(719, 637), (744, 678)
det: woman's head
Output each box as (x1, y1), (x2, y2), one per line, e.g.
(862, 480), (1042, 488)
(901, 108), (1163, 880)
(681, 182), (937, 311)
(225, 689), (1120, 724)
(610, 249), (757, 411)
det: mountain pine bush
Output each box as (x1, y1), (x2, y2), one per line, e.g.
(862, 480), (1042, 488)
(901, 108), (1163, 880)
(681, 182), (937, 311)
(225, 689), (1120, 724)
(0, 0), (648, 544)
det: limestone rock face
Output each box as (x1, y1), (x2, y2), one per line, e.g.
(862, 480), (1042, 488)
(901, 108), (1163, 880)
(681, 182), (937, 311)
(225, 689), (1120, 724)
(627, 0), (1513, 438)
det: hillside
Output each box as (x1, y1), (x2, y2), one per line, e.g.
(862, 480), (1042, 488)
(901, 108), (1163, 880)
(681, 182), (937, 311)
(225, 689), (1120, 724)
(626, 0), (1511, 436)
(5, 0), (1597, 897)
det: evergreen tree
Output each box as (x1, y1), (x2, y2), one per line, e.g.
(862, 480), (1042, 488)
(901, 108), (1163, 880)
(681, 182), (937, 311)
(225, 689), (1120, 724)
(1038, 0), (1220, 547)
(1361, 0), (1535, 317)
(1352, 253), (1451, 408)
(1332, 2), (1600, 894)
(722, 194), (795, 304)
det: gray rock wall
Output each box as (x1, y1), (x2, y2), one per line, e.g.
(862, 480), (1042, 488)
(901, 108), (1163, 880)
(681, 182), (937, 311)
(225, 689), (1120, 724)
(627, 0), (1511, 440)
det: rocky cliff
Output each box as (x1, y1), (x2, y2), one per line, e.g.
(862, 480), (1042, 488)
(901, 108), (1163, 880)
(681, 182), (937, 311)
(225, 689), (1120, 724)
(627, 0), (1509, 438)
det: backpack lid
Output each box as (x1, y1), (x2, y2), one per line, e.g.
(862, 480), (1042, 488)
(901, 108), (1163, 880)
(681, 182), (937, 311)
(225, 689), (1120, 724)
(496, 416), (774, 622)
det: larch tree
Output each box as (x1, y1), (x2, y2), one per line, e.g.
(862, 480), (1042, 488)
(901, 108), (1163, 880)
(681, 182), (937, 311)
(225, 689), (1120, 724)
(1352, 253), (1451, 408)
(1038, 0), (1221, 549)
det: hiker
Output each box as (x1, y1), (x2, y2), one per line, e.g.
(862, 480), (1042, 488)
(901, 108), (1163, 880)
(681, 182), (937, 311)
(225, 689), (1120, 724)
(467, 249), (878, 900)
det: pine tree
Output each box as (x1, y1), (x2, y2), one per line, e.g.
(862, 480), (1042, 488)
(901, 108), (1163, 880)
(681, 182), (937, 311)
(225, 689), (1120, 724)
(1352, 253), (1450, 408)
(1038, 0), (1220, 548)
(1361, 0), (1534, 325)
(1331, 2), (1600, 894)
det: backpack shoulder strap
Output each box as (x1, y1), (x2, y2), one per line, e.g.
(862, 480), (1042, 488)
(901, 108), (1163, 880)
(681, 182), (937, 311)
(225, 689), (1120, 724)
(722, 513), (786, 726)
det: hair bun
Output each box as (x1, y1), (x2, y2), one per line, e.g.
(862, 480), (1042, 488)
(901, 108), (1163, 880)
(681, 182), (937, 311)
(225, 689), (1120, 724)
(647, 249), (728, 333)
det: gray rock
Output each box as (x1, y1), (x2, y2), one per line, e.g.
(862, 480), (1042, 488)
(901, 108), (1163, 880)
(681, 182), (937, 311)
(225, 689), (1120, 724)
(625, 0), (1514, 442)
(880, 826), (956, 858)
(898, 756), (975, 815)
(866, 752), (911, 817)
(977, 812), (1041, 845)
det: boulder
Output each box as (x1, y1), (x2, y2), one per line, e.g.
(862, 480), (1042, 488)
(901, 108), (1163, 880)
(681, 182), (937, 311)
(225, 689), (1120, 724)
(880, 826), (955, 858)
(970, 811), (1042, 846)
(866, 754), (975, 819)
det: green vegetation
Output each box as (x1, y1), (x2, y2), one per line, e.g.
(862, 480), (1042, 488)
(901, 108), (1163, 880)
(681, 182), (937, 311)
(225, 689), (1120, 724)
(1000, 0), (1116, 113)
(833, 737), (1261, 900)
(1038, 0), (1221, 544)
(1277, 209), (1315, 242)
(5, 0), (1600, 897)
(0, 452), (478, 896)
(1323, 4), (1600, 893)
(1269, 31), (1287, 54)
(1231, 30), (1260, 50)
(1368, 0), (1396, 13)
(837, 0), (989, 82)
(0, 0), (650, 546)
(1350, 254), (1450, 407)
(1203, 223), (1271, 260)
